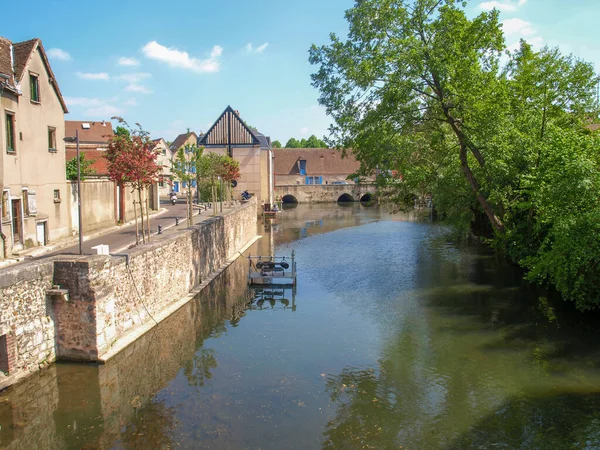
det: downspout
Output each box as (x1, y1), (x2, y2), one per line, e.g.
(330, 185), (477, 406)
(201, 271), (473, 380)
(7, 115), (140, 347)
(0, 78), (8, 258)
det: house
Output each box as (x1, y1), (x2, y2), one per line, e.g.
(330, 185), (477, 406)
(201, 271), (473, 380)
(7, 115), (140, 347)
(273, 148), (363, 186)
(198, 106), (274, 207)
(150, 138), (173, 196)
(169, 131), (198, 193)
(64, 120), (158, 229)
(0, 37), (70, 254)
(64, 120), (113, 176)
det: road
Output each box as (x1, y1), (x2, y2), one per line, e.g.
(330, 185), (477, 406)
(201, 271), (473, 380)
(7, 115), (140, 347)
(50, 199), (206, 256)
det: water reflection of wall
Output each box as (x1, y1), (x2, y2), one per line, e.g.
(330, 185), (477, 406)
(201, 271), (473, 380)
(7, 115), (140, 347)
(0, 256), (251, 450)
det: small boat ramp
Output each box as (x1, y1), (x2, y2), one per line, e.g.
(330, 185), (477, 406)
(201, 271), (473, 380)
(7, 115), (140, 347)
(248, 251), (297, 286)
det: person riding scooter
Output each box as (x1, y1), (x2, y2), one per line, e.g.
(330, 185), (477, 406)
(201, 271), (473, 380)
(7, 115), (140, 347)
(170, 191), (177, 205)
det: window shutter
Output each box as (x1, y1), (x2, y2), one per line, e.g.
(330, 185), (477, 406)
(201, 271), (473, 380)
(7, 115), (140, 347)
(319, 176), (323, 185)
(28, 190), (37, 216)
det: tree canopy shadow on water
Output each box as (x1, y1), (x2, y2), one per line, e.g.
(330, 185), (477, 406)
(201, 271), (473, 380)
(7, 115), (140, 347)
(446, 392), (600, 450)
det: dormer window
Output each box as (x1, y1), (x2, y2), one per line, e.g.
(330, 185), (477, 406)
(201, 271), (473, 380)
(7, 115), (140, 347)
(29, 73), (40, 103)
(299, 159), (307, 175)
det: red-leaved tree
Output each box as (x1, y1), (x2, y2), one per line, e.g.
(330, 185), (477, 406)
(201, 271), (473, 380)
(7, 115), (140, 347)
(106, 118), (161, 245)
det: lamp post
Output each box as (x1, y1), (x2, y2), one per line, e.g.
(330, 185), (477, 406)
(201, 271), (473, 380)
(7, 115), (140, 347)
(65, 130), (83, 255)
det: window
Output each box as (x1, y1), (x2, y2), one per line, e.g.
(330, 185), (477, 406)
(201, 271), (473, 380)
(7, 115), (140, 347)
(299, 160), (307, 175)
(30, 74), (40, 102)
(22, 189), (29, 216)
(158, 180), (165, 188)
(305, 176), (323, 185)
(5, 113), (15, 153)
(48, 127), (56, 152)
(2, 191), (8, 220)
(54, 189), (61, 202)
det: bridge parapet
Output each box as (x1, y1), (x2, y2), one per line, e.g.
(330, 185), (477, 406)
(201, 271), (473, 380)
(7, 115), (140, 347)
(275, 184), (376, 203)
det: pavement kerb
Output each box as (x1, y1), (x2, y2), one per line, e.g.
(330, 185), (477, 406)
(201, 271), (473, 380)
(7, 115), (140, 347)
(15, 207), (169, 259)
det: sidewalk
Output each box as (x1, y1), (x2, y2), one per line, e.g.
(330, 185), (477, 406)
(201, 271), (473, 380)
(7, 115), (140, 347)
(1, 200), (241, 267)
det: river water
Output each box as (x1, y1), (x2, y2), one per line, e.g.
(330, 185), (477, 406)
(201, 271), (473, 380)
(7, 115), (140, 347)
(2, 204), (600, 449)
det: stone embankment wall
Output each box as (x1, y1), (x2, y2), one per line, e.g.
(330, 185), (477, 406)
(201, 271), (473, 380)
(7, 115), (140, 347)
(0, 262), (57, 390)
(0, 199), (256, 391)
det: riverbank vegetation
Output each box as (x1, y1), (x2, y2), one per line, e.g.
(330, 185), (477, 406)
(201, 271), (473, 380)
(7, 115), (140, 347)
(309, 0), (600, 309)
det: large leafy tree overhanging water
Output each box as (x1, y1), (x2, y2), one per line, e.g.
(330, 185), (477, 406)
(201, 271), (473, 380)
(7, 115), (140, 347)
(309, 0), (600, 309)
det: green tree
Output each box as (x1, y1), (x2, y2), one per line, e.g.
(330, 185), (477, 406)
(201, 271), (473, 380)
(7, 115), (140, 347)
(114, 126), (130, 138)
(66, 154), (96, 181)
(285, 138), (301, 148)
(272, 140), (282, 148)
(171, 144), (203, 226)
(310, 0), (507, 231)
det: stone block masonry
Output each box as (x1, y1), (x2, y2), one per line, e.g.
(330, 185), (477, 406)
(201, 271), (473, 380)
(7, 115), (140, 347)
(0, 199), (257, 391)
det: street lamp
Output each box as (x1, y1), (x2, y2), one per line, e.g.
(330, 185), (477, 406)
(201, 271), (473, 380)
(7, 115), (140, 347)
(64, 130), (83, 255)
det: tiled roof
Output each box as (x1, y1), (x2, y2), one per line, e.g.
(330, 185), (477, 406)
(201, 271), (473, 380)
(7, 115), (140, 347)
(273, 148), (361, 176)
(66, 148), (109, 176)
(0, 37), (13, 84)
(171, 132), (197, 150)
(587, 123), (600, 132)
(65, 121), (114, 143)
(0, 36), (68, 112)
(13, 39), (37, 81)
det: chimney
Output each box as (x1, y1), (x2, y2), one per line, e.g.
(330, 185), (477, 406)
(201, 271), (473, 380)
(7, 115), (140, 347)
(234, 110), (240, 115)
(102, 120), (106, 126)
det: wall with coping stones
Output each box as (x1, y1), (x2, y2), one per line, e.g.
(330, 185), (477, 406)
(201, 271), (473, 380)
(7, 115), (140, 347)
(53, 198), (257, 362)
(0, 199), (256, 391)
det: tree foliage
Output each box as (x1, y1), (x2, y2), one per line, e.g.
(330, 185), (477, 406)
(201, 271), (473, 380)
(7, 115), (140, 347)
(272, 140), (282, 148)
(284, 135), (328, 148)
(310, 0), (600, 308)
(106, 117), (161, 244)
(66, 153), (96, 181)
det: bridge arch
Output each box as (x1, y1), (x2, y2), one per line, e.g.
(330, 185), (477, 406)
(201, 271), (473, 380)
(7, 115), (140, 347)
(360, 193), (374, 204)
(337, 193), (355, 203)
(282, 194), (298, 204)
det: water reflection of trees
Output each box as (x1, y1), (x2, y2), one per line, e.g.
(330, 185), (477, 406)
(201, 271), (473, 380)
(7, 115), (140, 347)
(114, 399), (177, 450)
(183, 348), (218, 388)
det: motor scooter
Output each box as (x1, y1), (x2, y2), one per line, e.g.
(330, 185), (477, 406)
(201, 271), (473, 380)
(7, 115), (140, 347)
(241, 190), (251, 201)
(170, 193), (177, 205)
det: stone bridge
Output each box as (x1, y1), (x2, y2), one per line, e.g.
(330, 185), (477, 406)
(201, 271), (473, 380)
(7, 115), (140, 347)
(275, 184), (377, 204)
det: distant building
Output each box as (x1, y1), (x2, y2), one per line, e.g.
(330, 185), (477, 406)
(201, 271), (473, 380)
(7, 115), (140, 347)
(273, 148), (363, 186)
(64, 120), (114, 177)
(150, 138), (172, 196)
(198, 106), (274, 207)
(170, 131), (198, 193)
(0, 37), (70, 254)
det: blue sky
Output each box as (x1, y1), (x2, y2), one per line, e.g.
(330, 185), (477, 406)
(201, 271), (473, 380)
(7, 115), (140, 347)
(4, 0), (600, 143)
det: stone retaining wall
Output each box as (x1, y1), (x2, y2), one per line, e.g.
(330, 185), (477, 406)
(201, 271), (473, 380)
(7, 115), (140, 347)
(0, 199), (257, 391)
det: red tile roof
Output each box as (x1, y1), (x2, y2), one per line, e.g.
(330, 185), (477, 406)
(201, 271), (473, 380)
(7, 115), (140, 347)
(65, 121), (114, 143)
(273, 148), (361, 176)
(66, 148), (110, 176)
(171, 132), (197, 150)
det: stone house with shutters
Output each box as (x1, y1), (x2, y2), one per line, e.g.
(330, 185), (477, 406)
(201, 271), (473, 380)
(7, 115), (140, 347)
(198, 106), (274, 207)
(273, 148), (364, 186)
(0, 37), (70, 256)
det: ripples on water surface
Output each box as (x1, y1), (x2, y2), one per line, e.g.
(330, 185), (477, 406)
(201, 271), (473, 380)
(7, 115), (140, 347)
(2, 204), (600, 449)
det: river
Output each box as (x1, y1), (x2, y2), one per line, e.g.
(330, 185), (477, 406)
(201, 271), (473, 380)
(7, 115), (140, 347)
(2, 204), (600, 449)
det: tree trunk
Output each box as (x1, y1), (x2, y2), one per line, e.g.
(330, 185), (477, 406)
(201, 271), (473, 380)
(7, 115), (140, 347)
(459, 144), (505, 233)
(133, 198), (139, 245)
(138, 188), (146, 244)
(188, 188), (193, 226)
(145, 191), (151, 242)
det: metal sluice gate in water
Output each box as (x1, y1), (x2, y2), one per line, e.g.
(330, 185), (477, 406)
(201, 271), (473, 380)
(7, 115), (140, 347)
(247, 251), (297, 286)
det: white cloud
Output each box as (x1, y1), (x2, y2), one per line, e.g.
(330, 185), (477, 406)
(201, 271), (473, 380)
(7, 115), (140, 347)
(85, 105), (124, 117)
(123, 98), (137, 106)
(142, 41), (222, 73)
(76, 72), (110, 81)
(116, 72), (152, 83)
(125, 83), (152, 94)
(502, 18), (535, 36)
(118, 57), (140, 67)
(246, 42), (269, 53)
(479, 0), (526, 12)
(47, 48), (72, 61)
